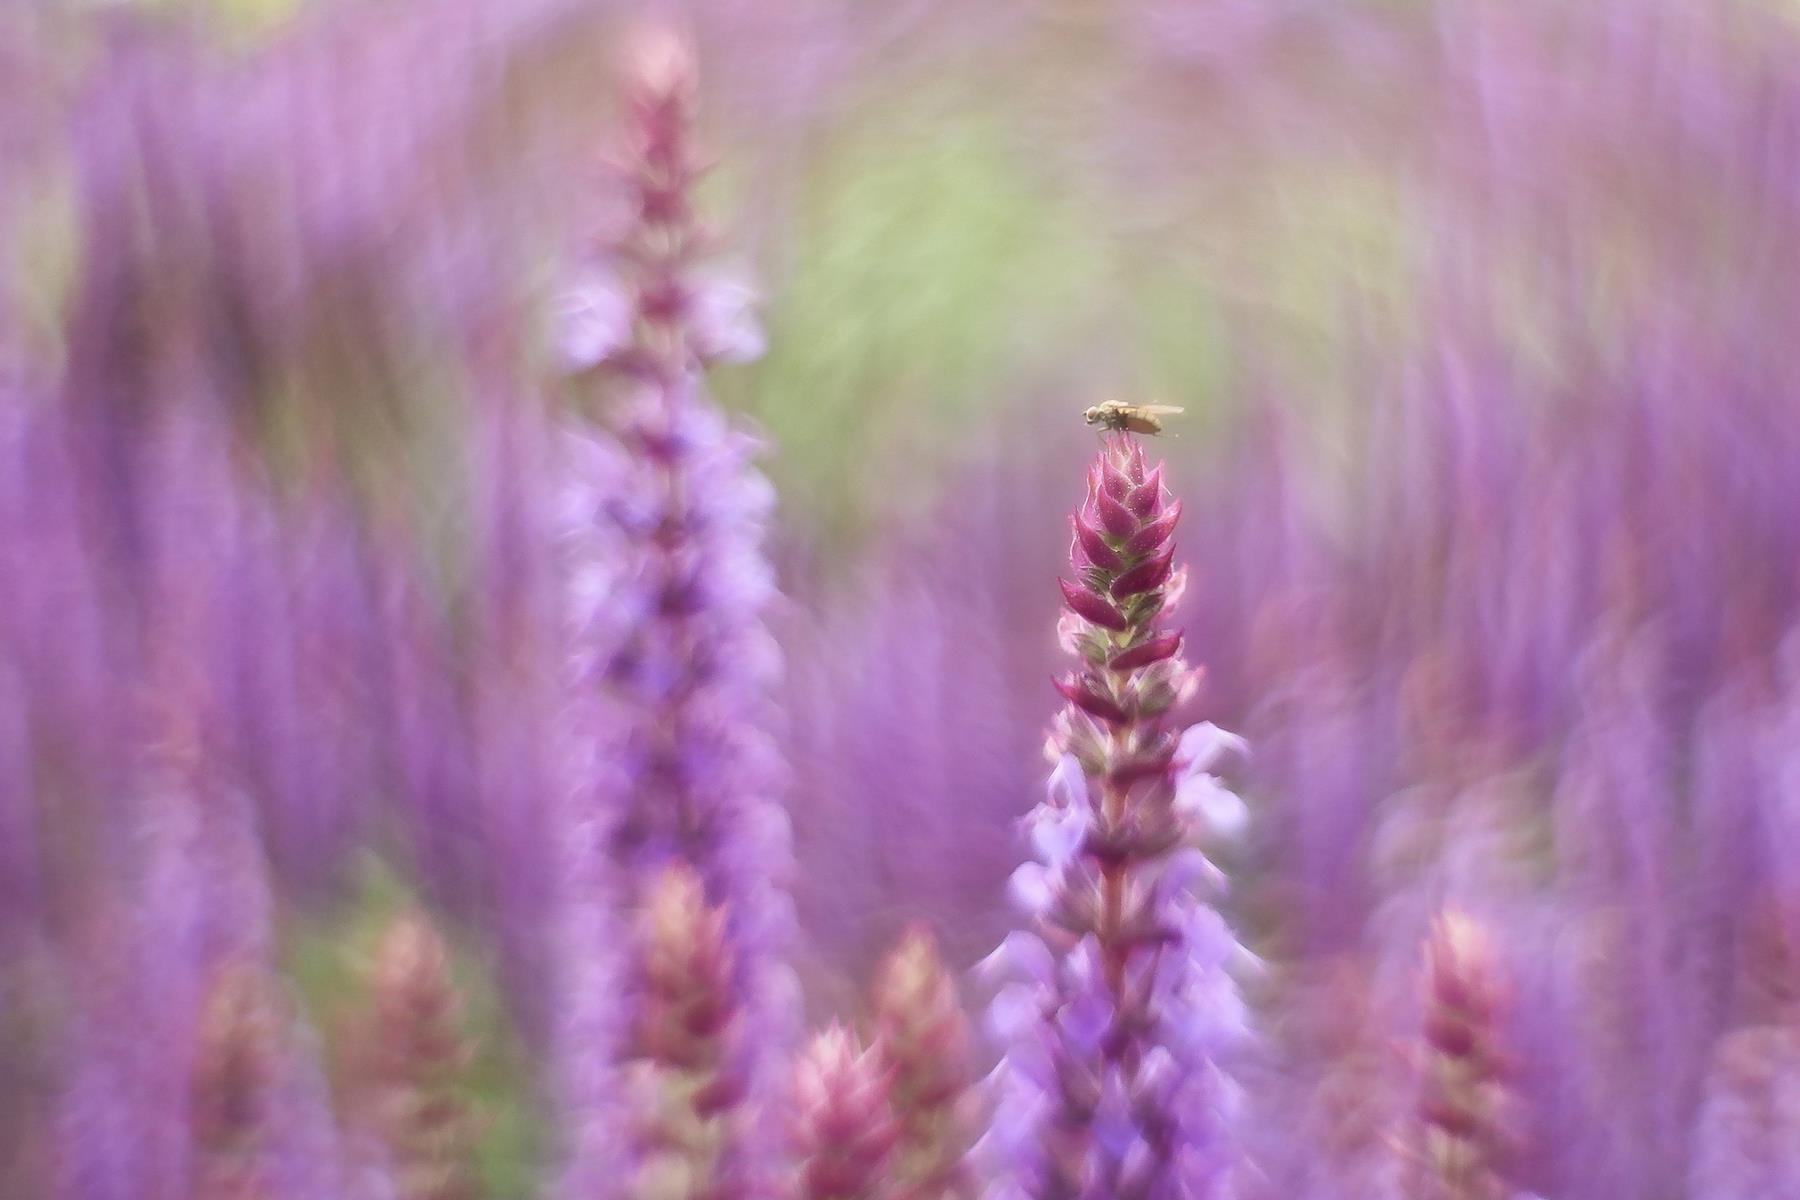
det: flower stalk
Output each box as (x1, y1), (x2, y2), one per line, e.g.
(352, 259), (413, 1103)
(985, 432), (1250, 1200)
(557, 31), (785, 914)
(551, 28), (794, 1199)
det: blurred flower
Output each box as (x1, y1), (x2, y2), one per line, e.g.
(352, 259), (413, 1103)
(346, 913), (481, 1200)
(1404, 912), (1514, 1200)
(621, 864), (757, 1200)
(868, 926), (978, 1200)
(788, 1025), (898, 1200)
(190, 963), (291, 1200)
(549, 28), (797, 1198)
(781, 422), (1078, 999)
(1689, 1015), (1800, 1200)
(554, 276), (635, 374)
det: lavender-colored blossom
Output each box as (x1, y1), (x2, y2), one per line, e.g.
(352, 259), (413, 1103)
(983, 434), (1251, 1200)
(47, 661), (348, 1200)
(782, 418), (1082, 1002)
(15, 0), (1800, 1195)
(557, 25), (792, 958)
(549, 28), (796, 1198)
(1687, 897), (1800, 1200)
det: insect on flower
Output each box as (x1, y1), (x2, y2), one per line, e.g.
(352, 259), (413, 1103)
(1082, 400), (1184, 436)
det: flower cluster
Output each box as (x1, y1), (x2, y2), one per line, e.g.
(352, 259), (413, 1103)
(985, 435), (1251, 1200)
(16, 2), (1800, 1199)
(189, 963), (291, 1200)
(624, 863), (757, 1199)
(868, 927), (979, 1200)
(789, 1026), (898, 1200)
(551, 29), (795, 1198)
(1407, 913), (1512, 1200)
(350, 913), (481, 1200)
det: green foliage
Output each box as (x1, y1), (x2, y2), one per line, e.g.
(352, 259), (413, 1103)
(721, 93), (1106, 545)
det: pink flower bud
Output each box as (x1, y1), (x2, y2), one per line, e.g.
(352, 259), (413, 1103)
(789, 1026), (898, 1200)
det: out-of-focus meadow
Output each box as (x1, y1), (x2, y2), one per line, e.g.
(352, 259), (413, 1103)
(8, 0), (1800, 1197)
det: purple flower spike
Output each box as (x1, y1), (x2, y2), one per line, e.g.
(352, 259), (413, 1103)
(348, 914), (480, 1200)
(550, 27), (797, 1197)
(1405, 913), (1516, 1200)
(984, 433), (1251, 1200)
(557, 22), (792, 925)
(188, 962), (308, 1200)
(789, 1025), (898, 1200)
(868, 927), (978, 1200)
(626, 864), (756, 1196)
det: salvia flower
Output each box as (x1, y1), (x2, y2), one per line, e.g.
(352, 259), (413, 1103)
(350, 913), (481, 1200)
(868, 926), (978, 1200)
(550, 27), (796, 1197)
(189, 962), (293, 1200)
(555, 19), (792, 1000)
(1405, 912), (1514, 1200)
(625, 863), (756, 1200)
(789, 1025), (898, 1200)
(984, 434), (1251, 1200)
(46, 615), (349, 1200)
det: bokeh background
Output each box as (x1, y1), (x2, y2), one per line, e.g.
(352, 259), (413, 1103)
(8, 0), (1800, 1196)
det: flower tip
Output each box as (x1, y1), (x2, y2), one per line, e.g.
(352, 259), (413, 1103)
(1431, 910), (1490, 969)
(1095, 487), (1138, 539)
(626, 23), (696, 96)
(1127, 465), (1164, 517)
